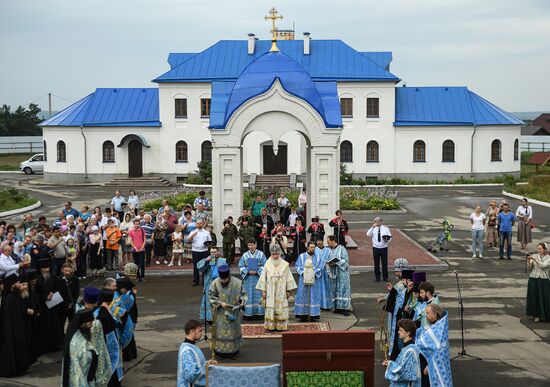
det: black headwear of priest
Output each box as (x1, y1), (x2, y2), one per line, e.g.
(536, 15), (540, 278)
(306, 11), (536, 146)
(38, 258), (50, 269)
(401, 269), (415, 280)
(27, 269), (38, 280)
(18, 272), (29, 283)
(2, 274), (19, 292)
(218, 264), (230, 279)
(116, 277), (135, 291)
(76, 309), (95, 325)
(98, 288), (115, 304)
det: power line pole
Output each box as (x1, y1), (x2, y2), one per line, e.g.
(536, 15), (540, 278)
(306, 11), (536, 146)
(48, 93), (52, 117)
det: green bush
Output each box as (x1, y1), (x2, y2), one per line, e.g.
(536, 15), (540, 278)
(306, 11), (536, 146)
(141, 189), (211, 212)
(0, 188), (37, 212)
(506, 178), (550, 203)
(186, 161), (212, 184)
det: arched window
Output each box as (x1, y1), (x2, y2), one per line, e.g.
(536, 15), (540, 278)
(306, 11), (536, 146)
(514, 139), (519, 161)
(366, 141), (379, 162)
(340, 140), (353, 162)
(491, 139), (502, 161)
(57, 140), (66, 162)
(102, 141), (115, 162)
(176, 141), (188, 162)
(442, 140), (455, 162)
(43, 140), (47, 161)
(201, 140), (212, 162)
(413, 140), (426, 162)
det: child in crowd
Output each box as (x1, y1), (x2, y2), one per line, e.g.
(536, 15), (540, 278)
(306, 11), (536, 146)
(65, 237), (78, 272)
(169, 224), (184, 266)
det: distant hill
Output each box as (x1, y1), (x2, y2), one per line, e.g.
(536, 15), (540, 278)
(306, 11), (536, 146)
(511, 112), (548, 121)
(37, 111), (60, 120)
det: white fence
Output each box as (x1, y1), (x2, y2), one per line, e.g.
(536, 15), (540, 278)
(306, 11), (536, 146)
(0, 136), (43, 154)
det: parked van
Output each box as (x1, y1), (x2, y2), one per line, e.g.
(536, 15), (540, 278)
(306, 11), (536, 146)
(20, 154), (45, 174)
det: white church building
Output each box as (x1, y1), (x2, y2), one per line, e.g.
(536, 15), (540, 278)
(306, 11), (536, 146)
(41, 16), (523, 228)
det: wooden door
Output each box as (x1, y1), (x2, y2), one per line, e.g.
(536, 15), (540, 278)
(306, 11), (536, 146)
(128, 139), (143, 177)
(263, 145), (287, 174)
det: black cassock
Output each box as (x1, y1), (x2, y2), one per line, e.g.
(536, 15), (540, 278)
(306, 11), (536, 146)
(122, 290), (139, 361)
(36, 273), (63, 354)
(0, 289), (31, 377)
(20, 290), (40, 365)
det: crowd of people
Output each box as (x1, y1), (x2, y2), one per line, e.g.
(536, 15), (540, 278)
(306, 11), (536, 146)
(470, 198), (534, 259)
(1, 187), (548, 386)
(0, 258), (139, 385)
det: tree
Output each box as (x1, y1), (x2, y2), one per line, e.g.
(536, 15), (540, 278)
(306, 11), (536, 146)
(0, 103), (42, 136)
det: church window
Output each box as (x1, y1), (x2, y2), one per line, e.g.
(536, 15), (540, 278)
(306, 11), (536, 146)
(340, 98), (353, 118)
(340, 140), (353, 162)
(413, 140), (426, 162)
(513, 139), (519, 161)
(175, 98), (187, 118)
(366, 141), (379, 162)
(57, 140), (66, 162)
(43, 140), (47, 161)
(491, 139), (502, 161)
(201, 98), (211, 118)
(176, 141), (188, 162)
(366, 98), (379, 118)
(442, 140), (455, 162)
(201, 140), (212, 162)
(102, 141), (115, 162)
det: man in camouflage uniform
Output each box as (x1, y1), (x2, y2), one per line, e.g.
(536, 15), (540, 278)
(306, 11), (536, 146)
(221, 216), (239, 265)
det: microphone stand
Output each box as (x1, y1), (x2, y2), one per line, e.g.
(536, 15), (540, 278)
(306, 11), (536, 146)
(451, 271), (481, 361)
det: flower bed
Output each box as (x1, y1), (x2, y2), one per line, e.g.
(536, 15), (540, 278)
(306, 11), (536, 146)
(141, 186), (400, 212)
(0, 188), (38, 212)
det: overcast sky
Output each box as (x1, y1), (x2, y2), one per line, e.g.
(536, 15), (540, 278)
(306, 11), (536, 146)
(1, 0), (549, 113)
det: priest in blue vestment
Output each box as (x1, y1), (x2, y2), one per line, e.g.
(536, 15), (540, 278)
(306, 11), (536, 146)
(197, 246), (227, 322)
(295, 241), (323, 321)
(315, 238), (333, 310)
(238, 239), (266, 318)
(327, 235), (351, 316)
(383, 318), (422, 387)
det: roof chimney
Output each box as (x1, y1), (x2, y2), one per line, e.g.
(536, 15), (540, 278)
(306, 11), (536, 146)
(303, 32), (311, 55)
(248, 33), (256, 55)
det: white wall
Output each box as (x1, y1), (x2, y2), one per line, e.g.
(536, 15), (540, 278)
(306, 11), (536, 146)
(472, 126), (520, 173)
(158, 83), (212, 174)
(336, 82), (396, 174)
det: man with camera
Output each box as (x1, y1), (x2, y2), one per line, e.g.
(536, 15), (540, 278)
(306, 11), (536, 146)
(367, 216), (392, 282)
(188, 220), (213, 287)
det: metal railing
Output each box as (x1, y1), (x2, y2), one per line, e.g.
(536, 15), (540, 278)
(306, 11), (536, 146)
(521, 142), (550, 152)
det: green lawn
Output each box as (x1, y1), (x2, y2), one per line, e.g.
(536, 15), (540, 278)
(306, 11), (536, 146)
(0, 153), (33, 171)
(0, 188), (38, 212)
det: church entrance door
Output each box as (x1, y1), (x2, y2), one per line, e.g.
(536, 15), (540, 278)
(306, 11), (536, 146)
(128, 139), (143, 177)
(263, 144), (287, 174)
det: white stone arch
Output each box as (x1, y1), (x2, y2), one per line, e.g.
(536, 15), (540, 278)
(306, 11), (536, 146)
(210, 79), (342, 237)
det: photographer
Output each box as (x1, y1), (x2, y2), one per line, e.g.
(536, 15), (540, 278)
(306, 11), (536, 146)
(526, 243), (550, 322)
(187, 220), (212, 287)
(221, 217), (238, 265)
(270, 224), (288, 261)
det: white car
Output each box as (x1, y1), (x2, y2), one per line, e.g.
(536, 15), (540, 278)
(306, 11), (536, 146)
(20, 153), (45, 174)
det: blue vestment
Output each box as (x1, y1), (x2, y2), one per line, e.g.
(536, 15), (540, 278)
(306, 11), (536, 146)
(238, 250), (266, 316)
(385, 342), (422, 387)
(315, 246), (333, 309)
(329, 245), (351, 310)
(388, 284), (408, 356)
(294, 251), (322, 317)
(416, 312), (453, 387)
(197, 256), (227, 321)
(94, 307), (123, 382)
(177, 342), (207, 387)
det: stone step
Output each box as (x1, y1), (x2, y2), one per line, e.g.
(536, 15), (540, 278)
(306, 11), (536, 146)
(104, 177), (172, 186)
(255, 174), (291, 187)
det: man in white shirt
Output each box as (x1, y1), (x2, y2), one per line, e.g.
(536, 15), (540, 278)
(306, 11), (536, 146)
(0, 244), (29, 278)
(367, 216), (392, 282)
(111, 191), (126, 220)
(188, 220), (212, 287)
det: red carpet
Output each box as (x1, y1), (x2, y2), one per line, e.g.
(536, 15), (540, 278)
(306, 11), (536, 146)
(241, 322), (330, 339)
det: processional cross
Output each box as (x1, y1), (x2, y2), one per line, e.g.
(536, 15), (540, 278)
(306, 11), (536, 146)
(265, 7), (283, 52)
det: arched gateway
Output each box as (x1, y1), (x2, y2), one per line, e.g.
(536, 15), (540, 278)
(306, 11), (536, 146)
(210, 52), (343, 237)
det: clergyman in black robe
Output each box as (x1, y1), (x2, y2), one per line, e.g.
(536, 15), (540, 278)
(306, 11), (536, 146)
(36, 258), (63, 354)
(0, 274), (31, 377)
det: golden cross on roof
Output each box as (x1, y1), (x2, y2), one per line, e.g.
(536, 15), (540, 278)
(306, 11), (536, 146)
(265, 7), (283, 52)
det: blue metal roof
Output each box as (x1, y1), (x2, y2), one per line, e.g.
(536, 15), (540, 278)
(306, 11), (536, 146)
(394, 87), (523, 126)
(209, 52), (342, 129)
(360, 52), (392, 70)
(167, 53), (197, 69)
(155, 40), (399, 83)
(41, 88), (161, 127)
